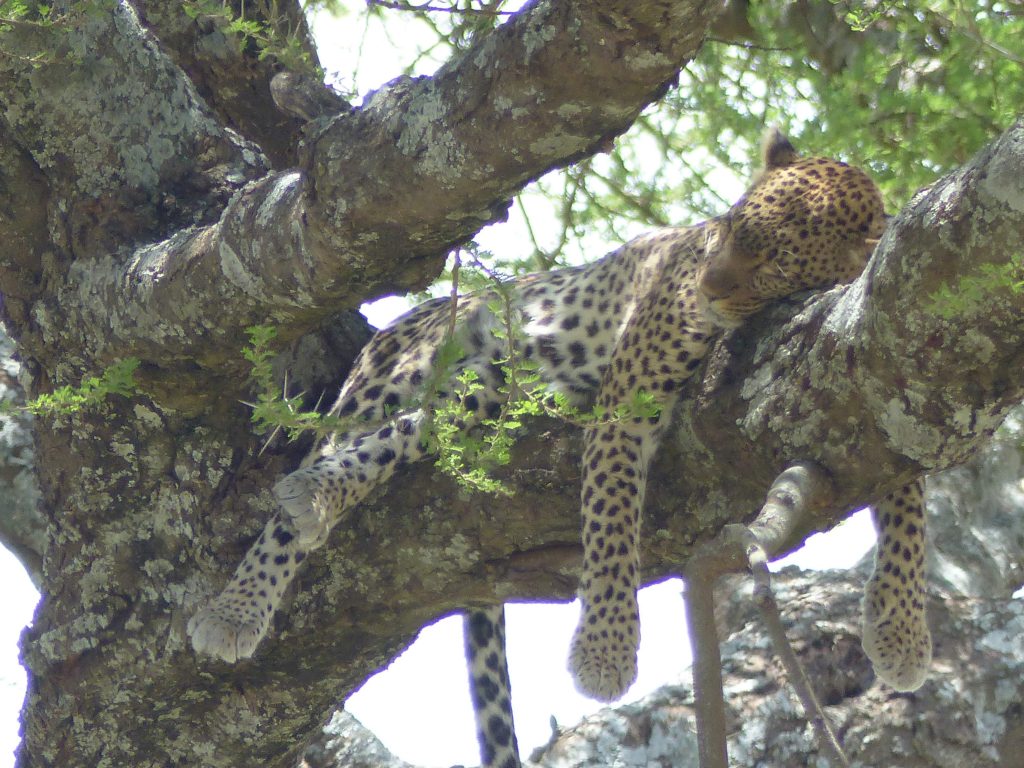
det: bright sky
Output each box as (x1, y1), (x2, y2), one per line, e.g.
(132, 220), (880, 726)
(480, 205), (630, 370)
(0, 5), (885, 768)
(0, 552), (37, 767)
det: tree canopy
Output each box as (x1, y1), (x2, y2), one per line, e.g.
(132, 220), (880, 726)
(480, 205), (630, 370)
(329, 1), (1024, 264)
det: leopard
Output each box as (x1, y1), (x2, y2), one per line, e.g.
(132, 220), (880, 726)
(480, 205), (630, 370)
(188, 129), (931, 766)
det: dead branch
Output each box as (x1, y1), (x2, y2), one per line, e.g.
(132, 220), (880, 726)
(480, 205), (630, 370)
(684, 462), (846, 768)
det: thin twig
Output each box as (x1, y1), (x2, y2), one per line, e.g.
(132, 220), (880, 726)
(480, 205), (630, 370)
(745, 540), (851, 767)
(923, 9), (1024, 66)
(684, 462), (845, 767)
(587, 164), (671, 227)
(705, 36), (792, 52)
(738, 463), (849, 764)
(683, 566), (729, 768)
(447, 248), (462, 342)
(515, 195), (554, 271)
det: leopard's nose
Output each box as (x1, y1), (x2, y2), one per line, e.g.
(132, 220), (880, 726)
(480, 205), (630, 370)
(697, 262), (741, 300)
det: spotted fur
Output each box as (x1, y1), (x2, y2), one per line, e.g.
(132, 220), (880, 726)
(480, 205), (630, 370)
(188, 130), (930, 764)
(862, 481), (932, 691)
(465, 607), (520, 768)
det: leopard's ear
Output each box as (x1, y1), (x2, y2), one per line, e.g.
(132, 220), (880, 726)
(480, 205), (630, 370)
(760, 126), (799, 169)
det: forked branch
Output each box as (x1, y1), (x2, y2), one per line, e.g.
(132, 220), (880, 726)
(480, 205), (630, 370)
(684, 462), (847, 768)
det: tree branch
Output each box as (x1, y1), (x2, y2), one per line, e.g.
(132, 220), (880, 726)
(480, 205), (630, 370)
(684, 563), (728, 768)
(133, 0), (319, 169)
(0, 3), (264, 242)
(684, 463), (837, 768)
(4, 0), (721, 372)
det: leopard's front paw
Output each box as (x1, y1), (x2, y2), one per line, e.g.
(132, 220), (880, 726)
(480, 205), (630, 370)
(861, 577), (932, 691)
(568, 611), (639, 702)
(273, 469), (329, 549)
(188, 600), (269, 663)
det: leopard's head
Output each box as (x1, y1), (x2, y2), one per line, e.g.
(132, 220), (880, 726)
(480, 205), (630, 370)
(698, 129), (887, 329)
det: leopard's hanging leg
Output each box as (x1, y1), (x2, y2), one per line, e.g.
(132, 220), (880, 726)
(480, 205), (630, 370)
(188, 411), (432, 662)
(567, 416), (668, 701)
(567, 275), (711, 701)
(861, 478), (932, 691)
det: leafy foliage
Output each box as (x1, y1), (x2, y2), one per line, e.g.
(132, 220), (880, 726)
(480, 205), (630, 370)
(748, 1), (1024, 205)
(181, 0), (339, 71)
(21, 358), (140, 418)
(243, 325), (329, 441)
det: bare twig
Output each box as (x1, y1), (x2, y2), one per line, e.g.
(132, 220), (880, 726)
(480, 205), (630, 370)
(705, 36), (792, 52)
(746, 540), (851, 767)
(683, 567), (729, 768)
(447, 248), (462, 341)
(586, 164), (671, 227)
(684, 462), (846, 768)
(515, 195), (554, 271)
